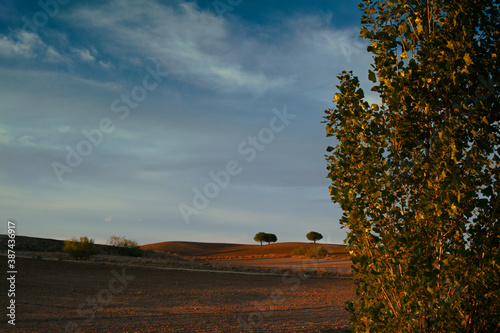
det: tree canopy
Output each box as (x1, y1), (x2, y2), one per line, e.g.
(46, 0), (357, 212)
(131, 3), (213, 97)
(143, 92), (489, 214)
(254, 232), (277, 245)
(254, 232), (267, 246)
(306, 231), (323, 243)
(324, 0), (499, 331)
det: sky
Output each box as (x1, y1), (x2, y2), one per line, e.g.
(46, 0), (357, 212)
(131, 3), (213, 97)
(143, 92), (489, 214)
(0, 0), (376, 245)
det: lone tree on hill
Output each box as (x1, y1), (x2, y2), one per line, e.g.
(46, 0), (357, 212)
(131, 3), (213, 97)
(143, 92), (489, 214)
(254, 232), (277, 245)
(306, 231), (323, 244)
(254, 232), (267, 246)
(324, 1), (499, 331)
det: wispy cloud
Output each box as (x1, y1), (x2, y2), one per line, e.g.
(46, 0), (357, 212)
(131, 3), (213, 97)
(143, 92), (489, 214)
(63, 0), (296, 95)
(0, 0), (369, 245)
(0, 31), (44, 58)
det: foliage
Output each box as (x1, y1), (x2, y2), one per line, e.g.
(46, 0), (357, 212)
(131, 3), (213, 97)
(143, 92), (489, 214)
(107, 235), (139, 248)
(267, 233), (278, 244)
(107, 235), (143, 257)
(324, 0), (499, 331)
(254, 232), (277, 245)
(254, 232), (267, 246)
(306, 231), (323, 243)
(63, 236), (99, 260)
(290, 245), (328, 259)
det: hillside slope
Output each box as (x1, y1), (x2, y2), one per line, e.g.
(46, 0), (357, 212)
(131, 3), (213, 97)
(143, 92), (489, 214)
(140, 241), (348, 258)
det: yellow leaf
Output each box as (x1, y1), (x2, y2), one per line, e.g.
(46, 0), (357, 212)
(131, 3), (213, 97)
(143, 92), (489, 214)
(333, 93), (341, 103)
(416, 23), (423, 34)
(482, 116), (489, 124)
(371, 104), (379, 111)
(463, 53), (473, 66)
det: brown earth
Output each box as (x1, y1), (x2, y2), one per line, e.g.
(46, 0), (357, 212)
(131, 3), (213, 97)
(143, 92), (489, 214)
(140, 241), (353, 276)
(140, 241), (350, 260)
(1, 256), (355, 332)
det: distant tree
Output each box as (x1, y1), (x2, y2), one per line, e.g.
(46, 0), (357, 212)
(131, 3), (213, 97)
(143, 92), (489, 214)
(254, 232), (267, 246)
(267, 233), (278, 244)
(254, 232), (277, 245)
(107, 235), (143, 257)
(306, 231), (323, 244)
(107, 235), (139, 248)
(63, 236), (98, 260)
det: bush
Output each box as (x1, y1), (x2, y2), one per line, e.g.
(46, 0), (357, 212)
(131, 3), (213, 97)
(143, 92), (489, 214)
(63, 236), (98, 259)
(290, 245), (307, 256)
(107, 235), (143, 257)
(311, 246), (327, 259)
(290, 246), (327, 259)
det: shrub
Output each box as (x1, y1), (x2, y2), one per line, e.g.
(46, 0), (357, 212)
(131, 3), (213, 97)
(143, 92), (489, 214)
(107, 235), (143, 257)
(107, 235), (138, 248)
(63, 236), (98, 259)
(310, 246), (327, 259)
(290, 246), (327, 259)
(290, 246), (307, 256)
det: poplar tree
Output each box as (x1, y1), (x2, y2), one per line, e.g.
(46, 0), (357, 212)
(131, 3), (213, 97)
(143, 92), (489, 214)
(324, 1), (499, 331)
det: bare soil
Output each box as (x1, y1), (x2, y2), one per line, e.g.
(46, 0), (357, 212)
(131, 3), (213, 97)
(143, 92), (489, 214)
(1, 256), (355, 332)
(208, 257), (352, 274)
(140, 242), (350, 260)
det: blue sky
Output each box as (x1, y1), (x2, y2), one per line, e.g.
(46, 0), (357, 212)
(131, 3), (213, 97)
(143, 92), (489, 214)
(0, 0), (375, 245)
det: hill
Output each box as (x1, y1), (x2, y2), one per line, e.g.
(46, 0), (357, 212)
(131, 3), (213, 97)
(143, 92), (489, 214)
(140, 241), (349, 259)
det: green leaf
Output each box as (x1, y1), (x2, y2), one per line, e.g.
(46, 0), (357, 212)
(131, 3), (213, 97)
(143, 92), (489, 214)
(368, 70), (377, 83)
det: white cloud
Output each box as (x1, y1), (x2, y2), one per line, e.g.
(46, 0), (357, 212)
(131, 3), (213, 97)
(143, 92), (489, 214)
(98, 60), (112, 70)
(0, 30), (70, 64)
(0, 31), (42, 58)
(45, 46), (64, 62)
(71, 47), (96, 62)
(65, 0), (294, 95)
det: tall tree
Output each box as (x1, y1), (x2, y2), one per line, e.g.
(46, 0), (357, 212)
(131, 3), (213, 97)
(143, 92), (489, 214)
(324, 1), (499, 331)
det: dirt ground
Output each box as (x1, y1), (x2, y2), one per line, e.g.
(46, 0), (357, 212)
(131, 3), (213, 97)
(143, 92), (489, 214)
(1, 256), (355, 332)
(208, 257), (352, 274)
